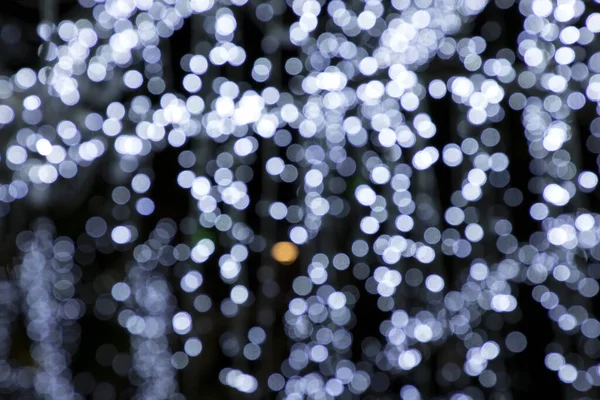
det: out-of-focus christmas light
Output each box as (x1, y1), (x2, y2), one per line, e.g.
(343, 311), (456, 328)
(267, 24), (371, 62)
(271, 241), (299, 265)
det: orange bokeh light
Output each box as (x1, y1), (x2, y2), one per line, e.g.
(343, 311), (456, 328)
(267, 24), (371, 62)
(271, 241), (299, 265)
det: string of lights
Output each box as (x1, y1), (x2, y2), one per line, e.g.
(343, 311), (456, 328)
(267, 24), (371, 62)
(0, 0), (599, 399)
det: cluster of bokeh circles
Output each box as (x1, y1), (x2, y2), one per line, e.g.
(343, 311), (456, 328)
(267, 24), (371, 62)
(1, 0), (600, 398)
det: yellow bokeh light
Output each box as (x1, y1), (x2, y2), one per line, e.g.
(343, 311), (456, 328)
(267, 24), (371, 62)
(271, 241), (299, 265)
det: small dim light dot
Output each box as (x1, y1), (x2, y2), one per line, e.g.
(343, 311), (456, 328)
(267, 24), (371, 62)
(271, 242), (299, 265)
